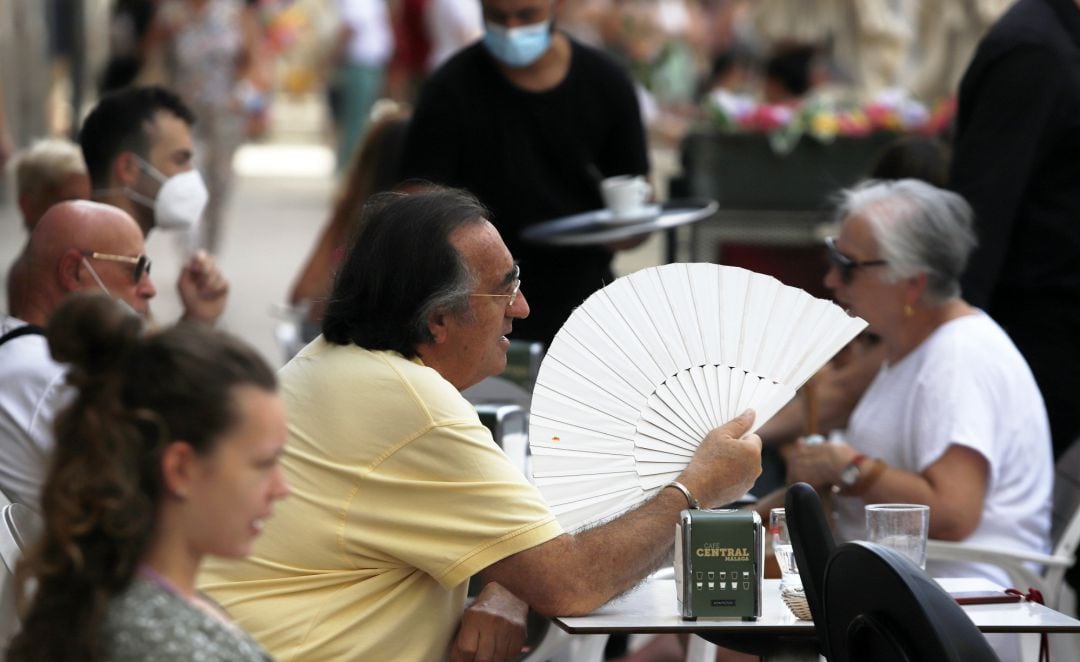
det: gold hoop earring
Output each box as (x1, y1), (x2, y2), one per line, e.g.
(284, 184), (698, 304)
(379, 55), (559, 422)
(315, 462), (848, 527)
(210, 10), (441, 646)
(903, 304), (914, 318)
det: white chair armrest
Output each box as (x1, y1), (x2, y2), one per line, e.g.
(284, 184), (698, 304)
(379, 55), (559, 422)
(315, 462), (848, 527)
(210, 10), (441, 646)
(925, 539), (1071, 568)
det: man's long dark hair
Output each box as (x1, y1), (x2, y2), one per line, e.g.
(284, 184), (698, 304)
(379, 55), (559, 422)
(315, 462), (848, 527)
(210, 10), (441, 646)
(322, 187), (489, 358)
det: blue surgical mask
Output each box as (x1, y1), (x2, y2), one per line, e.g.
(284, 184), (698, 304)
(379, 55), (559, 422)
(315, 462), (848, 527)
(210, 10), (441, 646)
(483, 19), (552, 68)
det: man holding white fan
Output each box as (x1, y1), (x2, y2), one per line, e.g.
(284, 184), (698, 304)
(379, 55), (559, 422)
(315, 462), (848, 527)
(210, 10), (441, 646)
(199, 188), (762, 662)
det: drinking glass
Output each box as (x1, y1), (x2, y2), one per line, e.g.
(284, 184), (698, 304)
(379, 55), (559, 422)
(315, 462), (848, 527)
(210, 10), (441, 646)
(769, 508), (802, 591)
(865, 503), (930, 569)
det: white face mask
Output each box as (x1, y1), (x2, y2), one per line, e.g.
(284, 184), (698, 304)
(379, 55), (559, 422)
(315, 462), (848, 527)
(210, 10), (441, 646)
(150, 168), (209, 231)
(101, 157), (209, 232)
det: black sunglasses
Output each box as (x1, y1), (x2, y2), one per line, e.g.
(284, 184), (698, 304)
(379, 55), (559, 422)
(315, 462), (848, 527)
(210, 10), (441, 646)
(82, 251), (152, 284)
(824, 237), (886, 285)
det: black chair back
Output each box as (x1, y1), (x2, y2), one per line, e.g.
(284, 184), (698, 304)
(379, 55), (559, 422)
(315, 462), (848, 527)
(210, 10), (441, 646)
(784, 482), (836, 656)
(823, 541), (1000, 662)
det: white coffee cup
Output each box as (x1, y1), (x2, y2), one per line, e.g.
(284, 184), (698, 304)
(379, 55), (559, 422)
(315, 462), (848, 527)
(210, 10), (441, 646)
(865, 503), (930, 569)
(601, 175), (651, 218)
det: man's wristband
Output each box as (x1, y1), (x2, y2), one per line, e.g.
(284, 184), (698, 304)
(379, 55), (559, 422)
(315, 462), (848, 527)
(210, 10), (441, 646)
(852, 457), (887, 495)
(664, 481), (701, 509)
(833, 456), (887, 496)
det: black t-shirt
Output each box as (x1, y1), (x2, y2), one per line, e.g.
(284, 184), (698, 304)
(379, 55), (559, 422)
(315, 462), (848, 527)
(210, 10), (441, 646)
(400, 37), (649, 344)
(951, 0), (1080, 457)
(953, 0), (1080, 310)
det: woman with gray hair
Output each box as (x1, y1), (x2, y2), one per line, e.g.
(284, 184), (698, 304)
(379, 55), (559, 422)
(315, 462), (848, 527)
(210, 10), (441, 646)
(787, 179), (1052, 598)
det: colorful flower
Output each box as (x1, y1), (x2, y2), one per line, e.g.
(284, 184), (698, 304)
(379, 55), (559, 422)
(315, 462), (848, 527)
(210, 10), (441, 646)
(703, 88), (954, 152)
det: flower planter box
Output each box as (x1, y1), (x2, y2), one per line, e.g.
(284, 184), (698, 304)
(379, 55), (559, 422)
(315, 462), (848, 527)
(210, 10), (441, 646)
(681, 131), (898, 212)
(675, 131), (899, 295)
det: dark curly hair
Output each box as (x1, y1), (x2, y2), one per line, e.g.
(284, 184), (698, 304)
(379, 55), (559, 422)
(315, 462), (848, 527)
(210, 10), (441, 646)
(321, 187), (489, 358)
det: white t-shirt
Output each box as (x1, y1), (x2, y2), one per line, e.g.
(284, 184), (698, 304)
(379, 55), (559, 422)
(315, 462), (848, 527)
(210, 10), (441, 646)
(833, 311), (1052, 586)
(0, 316), (72, 509)
(425, 0), (482, 72)
(337, 0), (394, 66)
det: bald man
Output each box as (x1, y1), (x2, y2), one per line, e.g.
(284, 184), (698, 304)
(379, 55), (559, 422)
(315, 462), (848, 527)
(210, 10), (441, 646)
(0, 200), (157, 508)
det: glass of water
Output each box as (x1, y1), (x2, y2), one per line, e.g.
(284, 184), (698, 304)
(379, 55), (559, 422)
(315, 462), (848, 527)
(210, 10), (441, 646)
(769, 508), (802, 591)
(865, 503), (930, 569)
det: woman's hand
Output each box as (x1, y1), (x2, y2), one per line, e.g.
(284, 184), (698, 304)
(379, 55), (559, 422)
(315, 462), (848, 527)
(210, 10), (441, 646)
(786, 438), (859, 489)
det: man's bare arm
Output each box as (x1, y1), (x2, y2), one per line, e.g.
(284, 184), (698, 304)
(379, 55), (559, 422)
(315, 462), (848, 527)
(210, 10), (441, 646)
(481, 411), (762, 616)
(450, 581), (529, 662)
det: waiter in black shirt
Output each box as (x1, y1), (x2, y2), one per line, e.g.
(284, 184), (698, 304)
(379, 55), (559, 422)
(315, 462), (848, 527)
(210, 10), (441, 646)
(399, 0), (649, 345)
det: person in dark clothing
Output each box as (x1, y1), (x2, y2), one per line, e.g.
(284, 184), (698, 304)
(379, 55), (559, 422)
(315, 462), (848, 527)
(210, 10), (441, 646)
(872, 136), (951, 188)
(762, 45), (818, 104)
(100, 0), (158, 93)
(951, 0), (1080, 462)
(398, 0), (649, 346)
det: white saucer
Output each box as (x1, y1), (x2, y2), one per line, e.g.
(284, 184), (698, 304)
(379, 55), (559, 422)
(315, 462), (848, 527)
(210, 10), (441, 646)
(597, 204), (662, 225)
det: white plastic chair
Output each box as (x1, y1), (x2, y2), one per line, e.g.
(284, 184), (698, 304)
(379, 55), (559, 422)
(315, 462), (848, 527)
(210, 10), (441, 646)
(475, 403), (531, 480)
(501, 340), (545, 393)
(470, 404), (606, 662)
(470, 343), (611, 662)
(1, 502), (43, 653)
(685, 634), (719, 661)
(270, 303), (310, 364)
(925, 441), (1080, 611)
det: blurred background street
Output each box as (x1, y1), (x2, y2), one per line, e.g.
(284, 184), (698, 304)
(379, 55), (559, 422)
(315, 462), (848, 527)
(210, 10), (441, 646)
(0, 93), (666, 366)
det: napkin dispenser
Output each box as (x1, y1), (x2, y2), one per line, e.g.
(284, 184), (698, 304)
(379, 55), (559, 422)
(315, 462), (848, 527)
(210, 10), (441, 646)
(674, 509), (763, 620)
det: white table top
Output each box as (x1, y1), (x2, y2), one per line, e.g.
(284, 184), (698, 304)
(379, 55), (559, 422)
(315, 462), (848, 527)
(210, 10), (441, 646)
(554, 577), (1080, 635)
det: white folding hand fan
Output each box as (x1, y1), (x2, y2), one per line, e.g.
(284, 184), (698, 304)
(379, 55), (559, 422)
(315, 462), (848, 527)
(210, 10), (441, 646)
(528, 263), (867, 532)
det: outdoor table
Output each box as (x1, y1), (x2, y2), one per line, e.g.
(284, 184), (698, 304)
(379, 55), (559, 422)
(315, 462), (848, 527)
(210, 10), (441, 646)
(554, 576), (1080, 661)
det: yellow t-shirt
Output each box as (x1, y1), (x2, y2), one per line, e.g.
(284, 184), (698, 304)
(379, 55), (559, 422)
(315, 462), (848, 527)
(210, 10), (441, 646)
(199, 339), (563, 661)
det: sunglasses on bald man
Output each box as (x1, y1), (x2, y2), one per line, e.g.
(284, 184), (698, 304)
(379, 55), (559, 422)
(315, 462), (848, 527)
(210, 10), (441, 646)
(81, 251), (152, 284)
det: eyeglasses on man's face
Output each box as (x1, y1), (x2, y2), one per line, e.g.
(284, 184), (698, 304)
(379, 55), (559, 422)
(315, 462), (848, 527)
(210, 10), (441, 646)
(824, 236), (886, 285)
(470, 264), (521, 310)
(81, 251), (152, 284)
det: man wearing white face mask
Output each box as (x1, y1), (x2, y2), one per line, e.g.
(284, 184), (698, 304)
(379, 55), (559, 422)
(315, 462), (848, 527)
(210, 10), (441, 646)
(0, 200), (157, 509)
(79, 85), (229, 326)
(399, 0), (649, 346)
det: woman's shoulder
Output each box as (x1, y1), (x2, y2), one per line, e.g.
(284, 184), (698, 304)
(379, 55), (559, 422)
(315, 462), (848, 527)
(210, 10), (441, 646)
(916, 313), (1034, 390)
(933, 312), (1016, 356)
(101, 579), (269, 662)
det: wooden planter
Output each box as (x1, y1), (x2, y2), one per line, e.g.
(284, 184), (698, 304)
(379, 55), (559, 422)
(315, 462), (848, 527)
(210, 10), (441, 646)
(677, 131), (900, 296)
